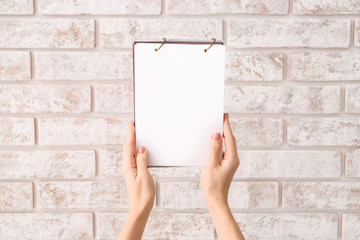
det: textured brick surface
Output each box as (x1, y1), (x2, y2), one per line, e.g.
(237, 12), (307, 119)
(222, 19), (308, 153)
(234, 213), (337, 240)
(38, 118), (128, 146)
(39, 0), (161, 15)
(0, 52), (31, 80)
(228, 19), (350, 48)
(346, 149), (360, 178)
(101, 19), (222, 48)
(294, 0), (360, 14)
(288, 52), (360, 81)
(37, 181), (128, 209)
(345, 84), (360, 113)
(0, 0), (33, 14)
(0, 182), (32, 210)
(0, 19), (94, 48)
(35, 52), (132, 80)
(288, 118), (360, 146)
(342, 214), (360, 240)
(0, 85), (91, 113)
(283, 182), (360, 209)
(158, 181), (278, 209)
(225, 52), (284, 81)
(225, 85), (340, 114)
(0, 150), (95, 178)
(166, 0), (289, 15)
(97, 212), (214, 240)
(0, 213), (93, 239)
(236, 151), (341, 178)
(0, 118), (34, 146)
(356, 19), (360, 47)
(94, 84), (133, 113)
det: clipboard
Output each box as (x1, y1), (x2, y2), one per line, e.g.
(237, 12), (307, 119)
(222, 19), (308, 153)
(133, 38), (225, 167)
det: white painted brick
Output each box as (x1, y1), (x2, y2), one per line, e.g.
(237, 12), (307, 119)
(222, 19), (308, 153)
(225, 52), (284, 81)
(288, 52), (360, 81)
(234, 213), (337, 240)
(230, 117), (283, 146)
(0, 0), (33, 14)
(283, 182), (360, 209)
(0, 19), (94, 48)
(37, 181), (128, 209)
(39, 0), (161, 15)
(149, 167), (202, 178)
(294, 0), (360, 14)
(94, 84), (133, 113)
(0, 117), (34, 146)
(343, 214), (360, 240)
(97, 212), (214, 240)
(38, 118), (128, 146)
(356, 19), (360, 47)
(158, 181), (278, 209)
(0, 52), (30, 80)
(228, 19), (350, 48)
(35, 52), (132, 80)
(346, 149), (360, 178)
(236, 150), (341, 178)
(0, 182), (32, 210)
(0, 150), (95, 178)
(98, 149), (123, 178)
(0, 213), (93, 239)
(345, 84), (360, 113)
(288, 118), (360, 146)
(166, 0), (288, 15)
(0, 85), (90, 113)
(224, 85), (340, 114)
(101, 18), (223, 48)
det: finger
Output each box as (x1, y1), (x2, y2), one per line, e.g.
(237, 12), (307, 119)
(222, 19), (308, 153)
(136, 146), (149, 175)
(223, 113), (237, 158)
(206, 132), (223, 166)
(123, 121), (137, 169)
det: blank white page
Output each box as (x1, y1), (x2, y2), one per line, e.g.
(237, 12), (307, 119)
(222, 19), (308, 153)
(134, 41), (225, 166)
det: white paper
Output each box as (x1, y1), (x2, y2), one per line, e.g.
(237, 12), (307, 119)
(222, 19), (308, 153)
(134, 41), (225, 166)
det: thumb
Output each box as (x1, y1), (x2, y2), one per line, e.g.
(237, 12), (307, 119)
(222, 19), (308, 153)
(207, 132), (223, 166)
(136, 146), (149, 175)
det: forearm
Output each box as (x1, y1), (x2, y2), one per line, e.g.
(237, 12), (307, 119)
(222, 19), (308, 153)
(117, 210), (150, 240)
(207, 200), (245, 240)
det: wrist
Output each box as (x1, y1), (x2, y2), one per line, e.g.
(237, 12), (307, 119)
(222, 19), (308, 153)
(205, 195), (229, 212)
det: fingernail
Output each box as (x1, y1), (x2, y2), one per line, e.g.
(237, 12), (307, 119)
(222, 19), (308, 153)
(138, 146), (145, 153)
(212, 132), (221, 140)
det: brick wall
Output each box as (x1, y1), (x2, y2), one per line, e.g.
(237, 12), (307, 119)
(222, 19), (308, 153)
(0, 0), (360, 239)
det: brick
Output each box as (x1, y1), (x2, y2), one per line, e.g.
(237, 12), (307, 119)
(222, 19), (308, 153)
(0, 52), (30, 80)
(98, 149), (123, 178)
(283, 182), (360, 209)
(101, 18), (222, 48)
(230, 117), (283, 146)
(39, 0), (161, 15)
(294, 0), (360, 14)
(38, 118), (128, 146)
(0, 150), (95, 178)
(0, 213), (92, 239)
(234, 213), (337, 240)
(346, 149), (360, 178)
(235, 150), (341, 178)
(0, 19), (94, 48)
(158, 181), (278, 209)
(224, 85), (340, 114)
(225, 52), (284, 81)
(0, 182), (32, 210)
(228, 19), (350, 48)
(37, 181), (127, 209)
(97, 212), (214, 240)
(343, 214), (360, 240)
(0, 0), (33, 14)
(94, 84), (133, 113)
(35, 52), (132, 80)
(288, 118), (360, 146)
(345, 84), (360, 113)
(0, 85), (90, 113)
(356, 19), (360, 47)
(288, 52), (360, 81)
(166, 0), (288, 15)
(0, 118), (34, 146)
(150, 167), (202, 178)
